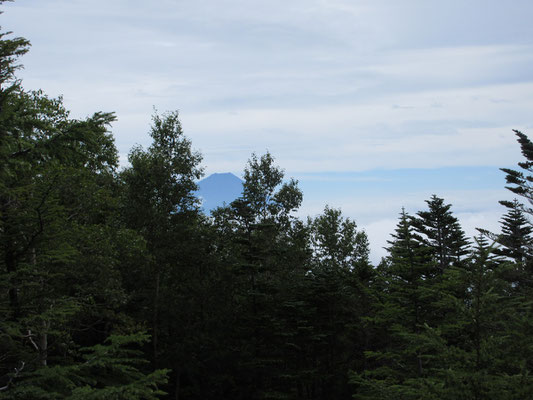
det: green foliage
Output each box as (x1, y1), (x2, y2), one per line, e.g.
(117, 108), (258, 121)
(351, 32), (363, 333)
(121, 110), (202, 229)
(495, 199), (533, 263)
(1, 333), (169, 400)
(5, 6), (533, 399)
(0, 9), (29, 95)
(410, 195), (470, 273)
(501, 130), (533, 209)
(310, 205), (370, 271)
(0, 15), (167, 399)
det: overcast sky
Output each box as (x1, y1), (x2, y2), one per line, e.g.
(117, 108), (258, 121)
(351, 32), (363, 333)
(4, 0), (533, 261)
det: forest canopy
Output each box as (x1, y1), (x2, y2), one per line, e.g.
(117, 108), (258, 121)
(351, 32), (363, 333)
(2, 5), (533, 399)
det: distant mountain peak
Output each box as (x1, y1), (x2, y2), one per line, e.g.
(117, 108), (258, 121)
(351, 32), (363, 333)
(201, 172), (240, 180)
(197, 172), (243, 213)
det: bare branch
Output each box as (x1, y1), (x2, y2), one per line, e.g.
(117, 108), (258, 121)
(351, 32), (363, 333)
(0, 361), (25, 392)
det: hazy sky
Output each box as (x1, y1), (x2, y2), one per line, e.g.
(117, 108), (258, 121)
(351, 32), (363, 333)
(4, 0), (533, 261)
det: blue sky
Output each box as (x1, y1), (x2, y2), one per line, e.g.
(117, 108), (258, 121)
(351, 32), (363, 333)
(3, 0), (533, 261)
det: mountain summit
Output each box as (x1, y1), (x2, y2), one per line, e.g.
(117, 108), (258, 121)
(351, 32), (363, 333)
(197, 172), (243, 213)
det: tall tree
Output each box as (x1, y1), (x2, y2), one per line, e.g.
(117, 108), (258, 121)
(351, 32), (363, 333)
(208, 152), (309, 399)
(299, 206), (375, 399)
(0, 14), (168, 397)
(410, 195), (470, 274)
(119, 110), (204, 397)
(309, 205), (370, 272)
(501, 130), (533, 214)
(498, 131), (533, 288)
(494, 199), (533, 268)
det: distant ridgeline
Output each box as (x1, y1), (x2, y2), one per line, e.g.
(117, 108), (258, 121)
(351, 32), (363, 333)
(196, 172), (244, 213)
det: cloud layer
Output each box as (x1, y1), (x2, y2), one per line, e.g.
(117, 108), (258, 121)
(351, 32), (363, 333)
(4, 0), (532, 261)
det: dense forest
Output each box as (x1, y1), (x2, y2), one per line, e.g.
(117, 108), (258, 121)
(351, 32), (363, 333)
(3, 5), (533, 399)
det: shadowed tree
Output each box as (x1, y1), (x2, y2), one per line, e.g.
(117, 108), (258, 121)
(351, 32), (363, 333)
(410, 195), (470, 275)
(0, 14), (169, 397)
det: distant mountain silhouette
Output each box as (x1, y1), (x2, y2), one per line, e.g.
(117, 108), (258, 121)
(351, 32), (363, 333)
(197, 172), (243, 213)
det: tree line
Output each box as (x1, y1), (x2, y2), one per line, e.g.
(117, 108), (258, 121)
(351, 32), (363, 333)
(2, 7), (533, 399)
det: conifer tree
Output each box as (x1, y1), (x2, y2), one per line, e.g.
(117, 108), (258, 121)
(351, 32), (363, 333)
(413, 236), (533, 399)
(497, 131), (533, 290)
(410, 195), (470, 274)
(501, 130), (533, 213)
(351, 209), (433, 399)
(493, 199), (533, 263)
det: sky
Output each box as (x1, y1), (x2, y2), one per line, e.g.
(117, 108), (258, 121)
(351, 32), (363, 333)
(3, 0), (533, 262)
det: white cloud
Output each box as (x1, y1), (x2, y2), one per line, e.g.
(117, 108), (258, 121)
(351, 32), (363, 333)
(178, 81), (533, 173)
(4, 0), (533, 262)
(298, 186), (514, 264)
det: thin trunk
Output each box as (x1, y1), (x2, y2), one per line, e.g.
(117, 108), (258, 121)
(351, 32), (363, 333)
(34, 247), (48, 367)
(153, 268), (160, 369)
(5, 246), (19, 319)
(39, 320), (49, 366)
(407, 231), (424, 376)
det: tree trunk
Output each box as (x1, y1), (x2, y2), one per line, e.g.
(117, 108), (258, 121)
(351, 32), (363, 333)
(39, 320), (49, 366)
(5, 246), (19, 319)
(153, 268), (160, 369)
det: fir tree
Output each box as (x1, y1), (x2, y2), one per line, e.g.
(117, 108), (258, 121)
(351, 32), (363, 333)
(411, 195), (470, 274)
(496, 199), (533, 261)
(501, 130), (533, 213)
(351, 209), (433, 399)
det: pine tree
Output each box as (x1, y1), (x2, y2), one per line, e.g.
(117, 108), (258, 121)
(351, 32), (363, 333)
(492, 199), (532, 263)
(497, 131), (533, 290)
(351, 209), (434, 399)
(0, 333), (169, 400)
(412, 236), (533, 399)
(501, 130), (533, 212)
(410, 195), (470, 274)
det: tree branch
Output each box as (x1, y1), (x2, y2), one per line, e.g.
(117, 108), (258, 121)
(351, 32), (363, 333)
(0, 361), (25, 392)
